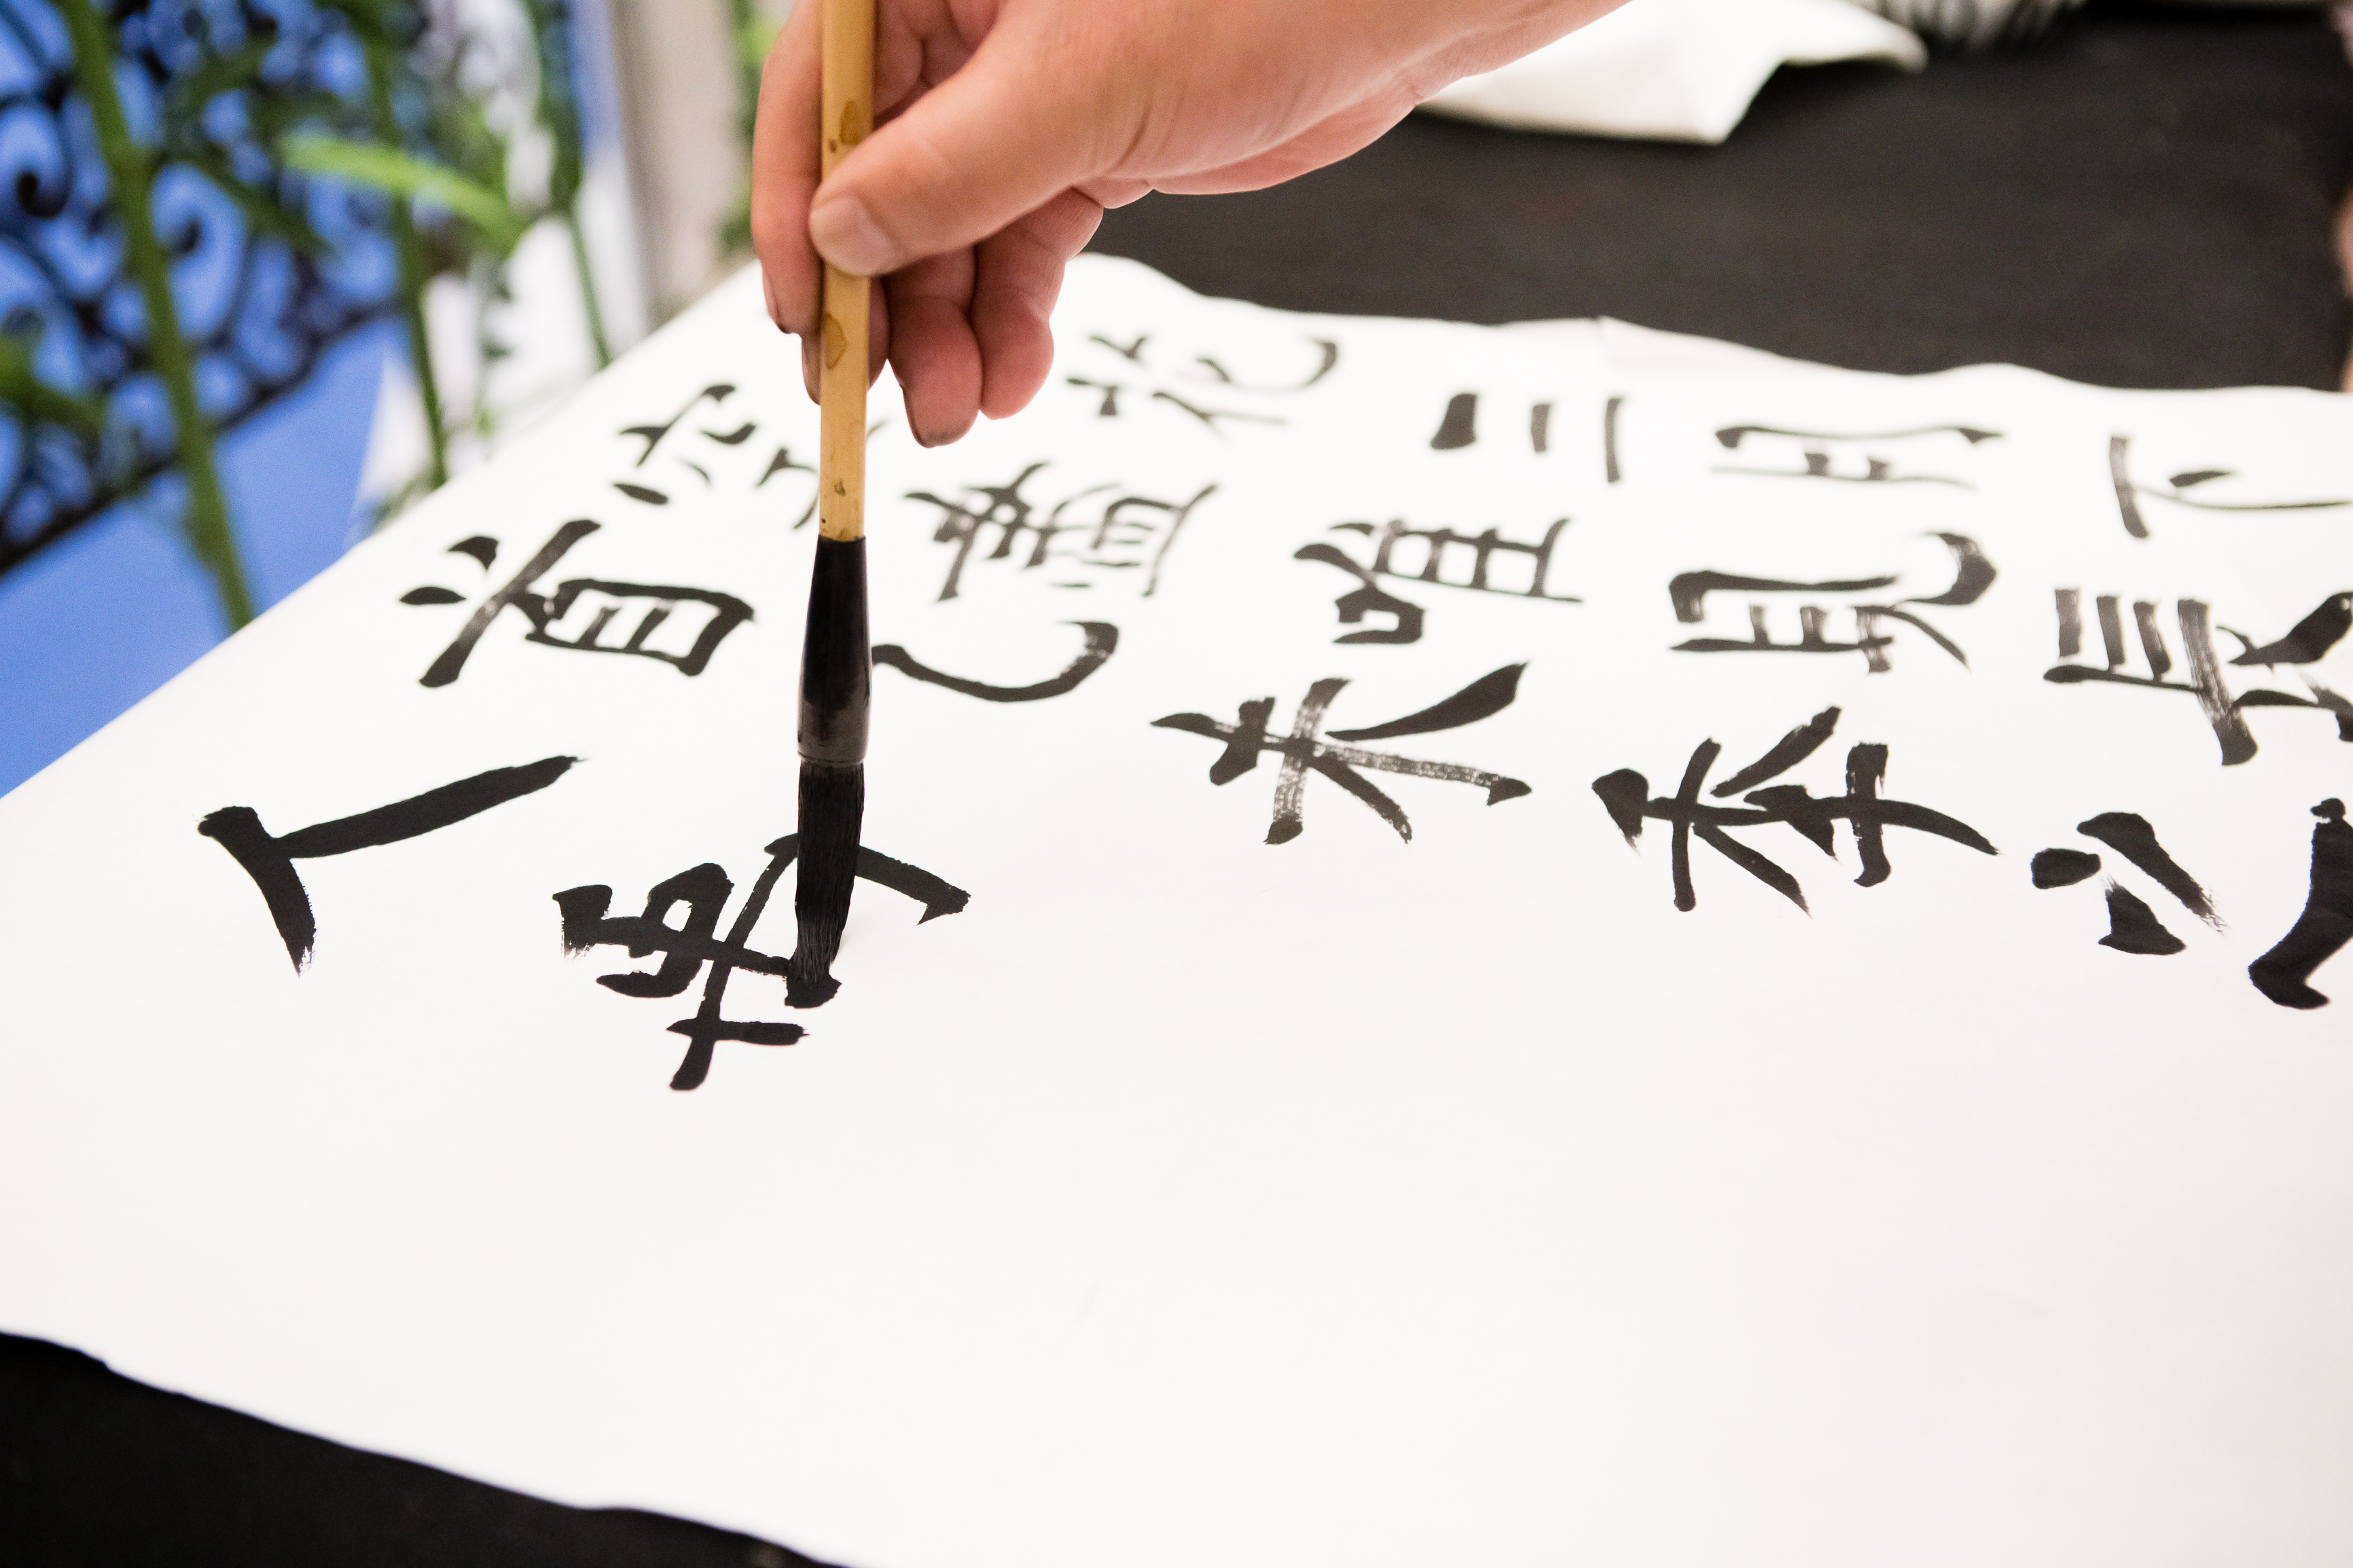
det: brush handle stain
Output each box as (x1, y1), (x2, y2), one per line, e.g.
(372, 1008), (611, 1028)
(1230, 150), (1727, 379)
(817, 0), (874, 544)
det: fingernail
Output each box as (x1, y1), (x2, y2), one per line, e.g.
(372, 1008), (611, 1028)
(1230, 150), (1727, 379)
(809, 194), (900, 276)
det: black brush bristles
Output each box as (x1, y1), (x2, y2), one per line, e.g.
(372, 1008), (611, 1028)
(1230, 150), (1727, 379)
(790, 534), (870, 1007)
(791, 760), (862, 1004)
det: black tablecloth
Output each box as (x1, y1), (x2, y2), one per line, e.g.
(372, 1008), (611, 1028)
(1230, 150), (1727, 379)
(1092, 0), (2353, 390)
(7, 4), (2350, 1564)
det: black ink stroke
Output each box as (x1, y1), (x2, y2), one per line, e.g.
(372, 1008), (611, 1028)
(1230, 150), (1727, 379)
(1713, 424), (1998, 488)
(2110, 436), (2352, 539)
(622, 384), (735, 466)
(1710, 706), (1840, 799)
(2031, 848), (2102, 888)
(418, 519), (599, 687)
(2100, 884), (2187, 955)
(1291, 543), (1426, 645)
(202, 756), (577, 970)
(2223, 593), (2353, 668)
(1671, 535), (1992, 672)
(2249, 800), (2353, 1010)
(2110, 435), (2150, 540)
(1328, 664), (1524, 742)
(2045, 596), (2257, 766)
(1155, 674), (1530, 845)
(1595, 714), (1994, 913)
(874, 622), (1118, 702)
(1431, 393), (1477, 451)
(2075, 812), (2220, 928)
(1672, 573), (1897, 623)
(557, 835), (970, 1089)
(407, 520), (752, 687)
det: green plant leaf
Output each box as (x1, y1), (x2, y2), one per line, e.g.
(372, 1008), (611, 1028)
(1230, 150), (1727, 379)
(281, 132), (526, 253)
(0, 331), (106, 438)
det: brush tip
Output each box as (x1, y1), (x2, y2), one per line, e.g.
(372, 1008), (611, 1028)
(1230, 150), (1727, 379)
(790, 759), (865, 1007)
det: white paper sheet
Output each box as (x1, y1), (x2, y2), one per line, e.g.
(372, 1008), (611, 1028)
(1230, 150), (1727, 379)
(1421, 0), (1925, 144)
(3, 257), (2352, 1568)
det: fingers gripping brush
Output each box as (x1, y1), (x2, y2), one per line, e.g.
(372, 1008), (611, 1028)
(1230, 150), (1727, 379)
(790, 0), (874, 1008)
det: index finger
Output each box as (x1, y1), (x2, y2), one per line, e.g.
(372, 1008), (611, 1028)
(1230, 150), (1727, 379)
(750, 1), (825, 340)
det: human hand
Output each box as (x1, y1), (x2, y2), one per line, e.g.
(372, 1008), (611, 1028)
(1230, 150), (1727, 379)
(752, 0), (1623, 445)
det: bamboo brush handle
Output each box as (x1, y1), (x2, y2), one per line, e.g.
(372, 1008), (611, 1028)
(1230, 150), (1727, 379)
(817, 0), (874, 543)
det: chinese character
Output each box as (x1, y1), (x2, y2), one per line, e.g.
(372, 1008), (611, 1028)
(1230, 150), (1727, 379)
(2042, 591), (2353, 765)
(2249, 799), (2353, 1010)
(1153, 665), (1532, 843)
(401, 524), (753, 687)
(1592, 706), (1996, 911)
(2043, 591), (2256, 765)
(1427, 392), (1567, 454)
(200, 756), (577, 970)
(1669, 532), (1993, 672)
(910, 463), (1215, 600)
(1295, 518), (1578, 645)
(2029, 812), (2220, 956)
(2108, 436), (2352, 540)
(874, 621), (1118, 702)
(1713, 424), (2000, 488)
(1064, 330), (1335, 432)
(556, 837), (969, 1090)
(2225, 593), (2353, 744)
(605, 382), (820, 524)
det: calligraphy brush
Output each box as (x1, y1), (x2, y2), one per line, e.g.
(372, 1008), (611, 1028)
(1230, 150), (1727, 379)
(790, 0), (875, 1008)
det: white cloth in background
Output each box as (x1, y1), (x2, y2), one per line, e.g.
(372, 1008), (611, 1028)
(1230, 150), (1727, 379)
(1422, 0), (1927, 145)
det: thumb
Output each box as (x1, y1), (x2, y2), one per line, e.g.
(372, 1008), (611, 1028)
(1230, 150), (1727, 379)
(808, 20), (1132, 277)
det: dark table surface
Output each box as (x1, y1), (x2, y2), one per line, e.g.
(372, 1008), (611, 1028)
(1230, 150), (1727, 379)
(7, 5), (2350, 1565)
(1092, 0), (2353, 391)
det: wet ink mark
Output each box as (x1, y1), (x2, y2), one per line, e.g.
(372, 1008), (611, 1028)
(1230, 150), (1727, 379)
(403, 522), (752, 687)
(1713, 424), (1999, 488)
(2248, 799), (2353, 1010)
(1670, 534), (1992, 672)
(556, 835), (969, 1089)
(1154, 667), (1532, 844)
(874, 622), (1118, 702)
(200, 756), (577, 970)
(1593, 708), (1995, 912)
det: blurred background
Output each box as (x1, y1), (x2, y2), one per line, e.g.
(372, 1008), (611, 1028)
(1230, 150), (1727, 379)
(0, 0), (786, 797)
(0, 0), (2348, 799)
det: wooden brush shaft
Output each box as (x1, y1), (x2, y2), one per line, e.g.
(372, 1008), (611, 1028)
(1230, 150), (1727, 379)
(817, 0), (874, 544)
